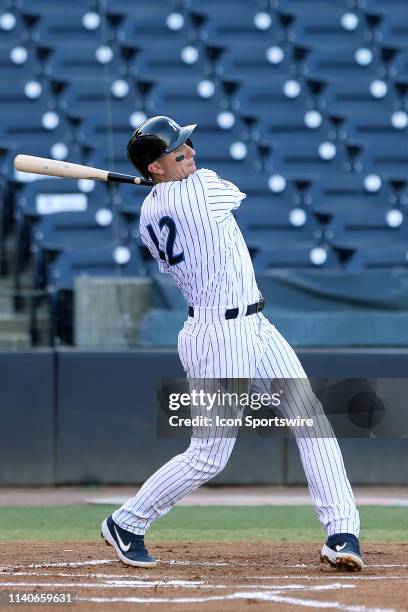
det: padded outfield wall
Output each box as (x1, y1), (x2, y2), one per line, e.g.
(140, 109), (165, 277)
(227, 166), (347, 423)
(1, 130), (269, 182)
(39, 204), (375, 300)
(1, 348), (408, 486)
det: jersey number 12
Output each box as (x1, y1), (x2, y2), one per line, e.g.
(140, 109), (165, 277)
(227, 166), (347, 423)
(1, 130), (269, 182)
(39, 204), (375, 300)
(146, 216), (184, 266)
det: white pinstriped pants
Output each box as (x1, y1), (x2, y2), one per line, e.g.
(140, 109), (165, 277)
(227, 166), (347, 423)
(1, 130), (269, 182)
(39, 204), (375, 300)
(113, 313), (360, 537)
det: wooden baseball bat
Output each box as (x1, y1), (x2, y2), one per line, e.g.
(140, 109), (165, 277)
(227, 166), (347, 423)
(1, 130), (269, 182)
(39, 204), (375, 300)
(14, 154), (153, 186)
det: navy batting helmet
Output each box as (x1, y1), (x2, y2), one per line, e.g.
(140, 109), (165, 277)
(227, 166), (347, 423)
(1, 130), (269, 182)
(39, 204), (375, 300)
(127, 115), (197, 180)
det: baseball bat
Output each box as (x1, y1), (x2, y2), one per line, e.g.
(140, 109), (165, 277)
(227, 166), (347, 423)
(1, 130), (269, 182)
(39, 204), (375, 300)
(14, 154), (153, 186)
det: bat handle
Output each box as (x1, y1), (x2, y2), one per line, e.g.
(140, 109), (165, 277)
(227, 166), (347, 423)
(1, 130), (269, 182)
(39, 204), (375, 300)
(107, 171), (153, 186)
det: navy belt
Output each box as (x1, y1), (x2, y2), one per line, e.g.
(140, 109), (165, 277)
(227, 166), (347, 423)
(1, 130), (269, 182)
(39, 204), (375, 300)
(188, 298), (265, 320)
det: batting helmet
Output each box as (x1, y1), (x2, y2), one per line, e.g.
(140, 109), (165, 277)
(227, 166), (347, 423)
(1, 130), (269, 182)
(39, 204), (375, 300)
(127, 115), (197, 180)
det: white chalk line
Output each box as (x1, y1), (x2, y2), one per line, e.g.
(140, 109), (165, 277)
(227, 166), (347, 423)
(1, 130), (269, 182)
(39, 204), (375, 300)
(2, 571), (407, 584)
(3, 558), (408, 573)
(77, 592), (394, 611)
(0, 578), (356, 592)
(244, 575), (408, 581)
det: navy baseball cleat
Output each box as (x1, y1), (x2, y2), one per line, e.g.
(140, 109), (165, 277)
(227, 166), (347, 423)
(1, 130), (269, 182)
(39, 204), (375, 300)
(101, 516), (157, 568)
(321, 533), (364, 571)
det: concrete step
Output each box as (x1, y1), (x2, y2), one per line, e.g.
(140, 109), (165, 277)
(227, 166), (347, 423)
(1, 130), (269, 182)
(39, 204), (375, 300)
(0, 294), (13, 313)
(0, 313), (48, 336)
(0, 333), (31, 348)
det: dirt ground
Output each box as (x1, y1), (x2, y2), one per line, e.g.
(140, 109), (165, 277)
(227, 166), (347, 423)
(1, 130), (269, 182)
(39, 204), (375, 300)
(0, 542), (407, 611)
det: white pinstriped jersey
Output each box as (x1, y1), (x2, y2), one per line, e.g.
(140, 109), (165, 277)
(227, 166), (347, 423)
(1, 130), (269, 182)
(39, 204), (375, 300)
(139, 168), (260, 308)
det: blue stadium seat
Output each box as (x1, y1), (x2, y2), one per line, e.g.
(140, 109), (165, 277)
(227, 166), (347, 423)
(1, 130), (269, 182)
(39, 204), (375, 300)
(106, 0), (178, 12)
(144, 78), (225, 121)
(362, 142), (408, 178)
(59, 79), (137, 120)
(43, 43), (126, 82)
(29, 9), (112, 47)
(341, 111), (408, 146)
(331, 223), (408, 250)
(30, 210), (119, 255)
(254, 242), (338, 269)
(0, 79), (56, 120)
(14, 0), (97, 10)
(0, 41), (41, 80)
(367, 8), (408, 47)
(310, 174), (393, 216)
(301, 46), (382, 82)
(262, 140), (348, 178)
(191, 130), (257, 169)
(196, 2), (281, 45)
(116, 9), (192, 46)
(49, 243), (144, 291)
(231, 79), (311, 121)
(389, 50), (408, 79)
(214, 39), (293, 84)
(323, 76), (395, 116)
(251, 110), (336, 146)
(0, 9), (28, 45)
(128, 41), (208, 81)
(237, 205), (320, 249)
(287, 8), (369, 48)
(340, 245), (408, 269)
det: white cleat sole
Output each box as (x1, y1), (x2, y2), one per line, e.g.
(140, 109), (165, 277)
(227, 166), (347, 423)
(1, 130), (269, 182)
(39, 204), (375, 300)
(320, 543), (364, 571)
(101, 519), (158, 568)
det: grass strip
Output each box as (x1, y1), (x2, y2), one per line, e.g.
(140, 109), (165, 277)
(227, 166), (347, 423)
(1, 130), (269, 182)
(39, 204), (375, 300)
(0, 505), (407, 542)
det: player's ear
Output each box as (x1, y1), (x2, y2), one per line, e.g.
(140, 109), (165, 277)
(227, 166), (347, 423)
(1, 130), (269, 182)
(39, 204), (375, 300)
(147, 161), (163, 176)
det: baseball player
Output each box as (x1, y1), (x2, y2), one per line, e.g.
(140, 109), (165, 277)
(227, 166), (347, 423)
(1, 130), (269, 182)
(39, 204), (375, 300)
(101, 116), (364, 571)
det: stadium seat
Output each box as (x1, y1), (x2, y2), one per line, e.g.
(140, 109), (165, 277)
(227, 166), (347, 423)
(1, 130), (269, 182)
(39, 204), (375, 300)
(196, 2), (281, 45)
(251, 110), (336, 146)
(115, 9), (193, 46)
(105, 0), (179, 12)
(127, 41), (208, 81)
(262, 140), (348, 178)
(286, 8), (369, 48)
(214, 39), (293, 84)
(323, 76), (395, 116)
(332, 243), (408, 270)
(0, 9), (28, 45)
(340, 111), (408, 146)
(254, 241), (338, 269)
(144, 77), (225, 121)
(14, 0), (97, 10)
(310, 173), (393, 216)
(0, 79), (57, 121)
(29, 9), (113, 47)
(301, 46), (382, 82)
(59, 79), (137, 121)
(362, 142), (408, 178)
(389, 50), (408, 80)
(30, 209), (120, 257)
(231, 79), (311, 122)
(0, 41), (41, 80)
(367, 8), (408, 47)
(43, 43), (126, 82)
(237, 204), (320, 251)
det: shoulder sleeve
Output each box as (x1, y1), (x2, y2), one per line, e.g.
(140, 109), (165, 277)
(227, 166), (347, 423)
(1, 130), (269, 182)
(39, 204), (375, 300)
(200, 169), (246, 221)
